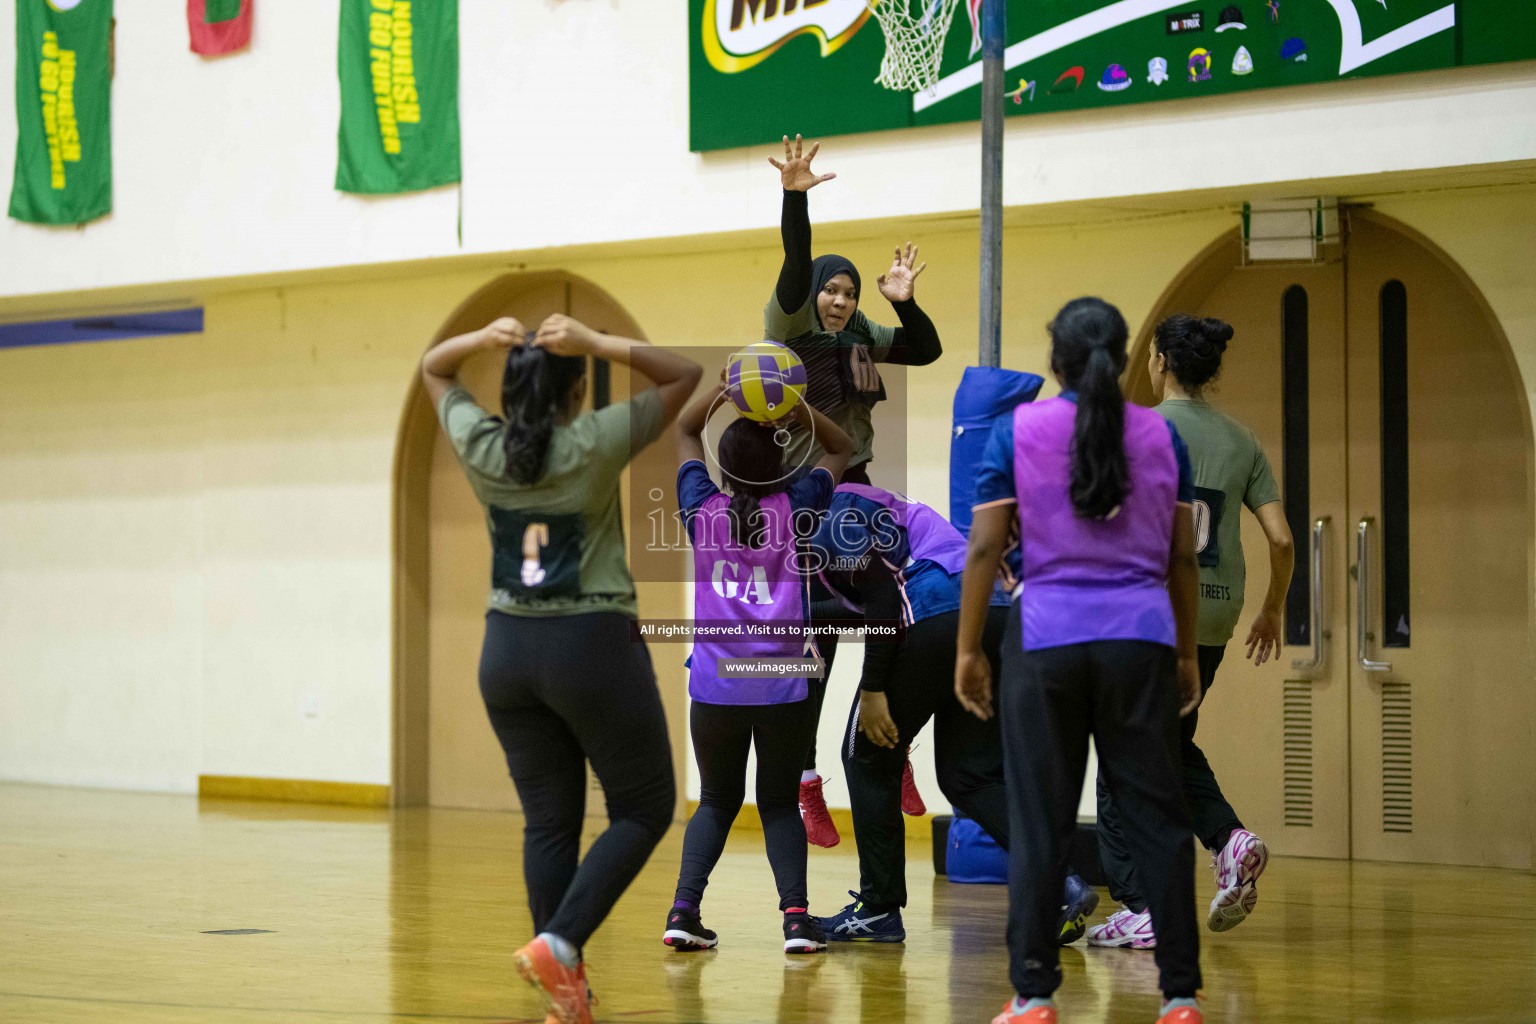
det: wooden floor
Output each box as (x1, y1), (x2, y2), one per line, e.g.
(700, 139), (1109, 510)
(3, 784), (1534, 1024)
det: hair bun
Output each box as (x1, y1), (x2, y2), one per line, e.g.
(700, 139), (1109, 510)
(1199, 317), (1234, 349)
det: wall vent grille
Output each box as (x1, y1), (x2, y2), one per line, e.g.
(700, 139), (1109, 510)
(1282, 679), (1314, 827)
(1382, 681), (1412, 834)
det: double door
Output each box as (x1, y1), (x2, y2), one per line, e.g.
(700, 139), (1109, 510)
(1170, 212), (1530, 868)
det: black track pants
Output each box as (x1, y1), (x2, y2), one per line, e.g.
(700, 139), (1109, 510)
(478, 610), (675, 950)
(998, 616), (1201, 999)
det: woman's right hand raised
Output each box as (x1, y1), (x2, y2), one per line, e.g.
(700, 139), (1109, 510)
(534, 314), (600, 356)
(768, 134), (836, 192)
(479, 317), (528, 349)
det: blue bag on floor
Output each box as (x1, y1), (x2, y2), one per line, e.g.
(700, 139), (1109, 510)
(950, 366), (1045, 536)
(946, 812), (1008, 885)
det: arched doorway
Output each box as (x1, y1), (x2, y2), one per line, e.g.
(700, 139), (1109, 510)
(1125, 210), (1534, 868)
(390, 271), (688, 811)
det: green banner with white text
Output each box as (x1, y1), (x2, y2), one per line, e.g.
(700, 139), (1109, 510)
(336, 0), (460, 195)
(9, 0), (112, 226)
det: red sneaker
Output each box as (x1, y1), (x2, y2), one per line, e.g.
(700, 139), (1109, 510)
(900, 754), (926, 816)
(798, 776), (840, 848)
(513, 937), (591, 1024)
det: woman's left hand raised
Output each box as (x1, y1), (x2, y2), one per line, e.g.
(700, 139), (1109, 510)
(877, 242), (927, 303)
(479, 317), (528, 349)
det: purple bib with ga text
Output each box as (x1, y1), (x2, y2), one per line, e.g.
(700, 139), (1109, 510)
(689, 491), (810, 705)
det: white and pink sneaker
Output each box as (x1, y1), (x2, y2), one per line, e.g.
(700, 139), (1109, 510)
(1086, 907), (1156, 949)
(1208, 828), (1268, 932)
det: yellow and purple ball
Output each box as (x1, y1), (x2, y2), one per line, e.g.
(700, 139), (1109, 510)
(725, 341), (807, 422)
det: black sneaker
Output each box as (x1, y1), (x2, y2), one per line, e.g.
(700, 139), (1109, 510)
(663, 907), (718, 951)
(1058, 872), (1100, 945)
(782, 912), (827, 954)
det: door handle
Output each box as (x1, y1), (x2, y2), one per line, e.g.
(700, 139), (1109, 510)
(1292, 516), (1330, 672)
(1357, 517), (1392, 673)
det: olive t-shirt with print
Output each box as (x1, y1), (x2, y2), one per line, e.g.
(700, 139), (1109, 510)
(763, 289), (894, 468)
(1157, 398), (1281, 646)
(436, 386), (665, 620)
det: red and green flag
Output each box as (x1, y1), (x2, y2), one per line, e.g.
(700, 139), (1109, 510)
(188, 0), (252, 56)
(9, 0), (112, 226)
(336, 0), (460, 195)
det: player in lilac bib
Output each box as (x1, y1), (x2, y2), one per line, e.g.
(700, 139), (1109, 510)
(955, 297), (1206, 1024)
(804, 485), (1094, 945)
(665, 374), (853, 957)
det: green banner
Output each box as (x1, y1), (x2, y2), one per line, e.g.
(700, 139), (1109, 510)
(690, 0), (1536, 152)
(336, 0), (460, 195)
(9, 0), (112, 226)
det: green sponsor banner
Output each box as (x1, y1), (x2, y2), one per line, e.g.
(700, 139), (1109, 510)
(9, 0), (112, 226)
(690, 0), (1536, 152)
(336, 0), (460, 195)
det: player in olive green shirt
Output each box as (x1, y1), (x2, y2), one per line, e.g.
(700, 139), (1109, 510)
(422, 313), (701, 1022)
(1089, 315), (1294, 948)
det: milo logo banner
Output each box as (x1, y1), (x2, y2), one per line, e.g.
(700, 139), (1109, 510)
(690, 0), (1536, 152)
(9, 0), (112, 226)
(336, 0), (460, 195)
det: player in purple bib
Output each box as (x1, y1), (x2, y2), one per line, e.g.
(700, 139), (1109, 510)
(664, 373), (853, 956)
(955, 298), (1207, 1024)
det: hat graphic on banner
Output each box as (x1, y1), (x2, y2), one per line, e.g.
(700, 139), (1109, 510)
(1232, 45), (1254, 75)
(1188, 47), (1213, 81)
(1050, 66), (1085, 93)
(1216, 6), (1247, 31)
(1281, 37), (1308, 62)
(1097, 63), (1131, 91)
(1148, 57), (1169, 84)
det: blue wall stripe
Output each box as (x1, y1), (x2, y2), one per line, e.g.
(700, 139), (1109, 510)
(0, 308), (204, 349)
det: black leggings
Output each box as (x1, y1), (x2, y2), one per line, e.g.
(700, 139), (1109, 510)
(675, 696), (819, 911)
(998, 617), (1200, 999)
(478, 610), (675, 949)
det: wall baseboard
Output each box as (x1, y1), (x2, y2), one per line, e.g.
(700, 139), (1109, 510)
(198, 775), (390, 808)
(686, 799), (932, 842)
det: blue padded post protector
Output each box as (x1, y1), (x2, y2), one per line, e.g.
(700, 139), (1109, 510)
(949, 366), (1044, 535)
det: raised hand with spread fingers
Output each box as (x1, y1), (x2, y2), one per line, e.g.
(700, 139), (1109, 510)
(877, 242), (927, 304)
(768, 134), (837, 193)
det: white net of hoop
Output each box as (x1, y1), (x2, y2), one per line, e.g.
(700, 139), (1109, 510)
(866, 0), (964, 94)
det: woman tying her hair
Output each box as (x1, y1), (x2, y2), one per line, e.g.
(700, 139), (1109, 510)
(1087, 314), (1292, 948)
(664, 374), (854, 956)
(955, 298), (1207, 1024)
(422, 314), (701, 1024)
(766, 134), (944, 843)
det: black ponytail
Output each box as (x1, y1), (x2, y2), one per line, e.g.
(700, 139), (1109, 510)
(501, 346), (587, 484)
(717, 418), (786, 549)
(1050, 297), (1130, 520)
(1154, 313), (1233, 396)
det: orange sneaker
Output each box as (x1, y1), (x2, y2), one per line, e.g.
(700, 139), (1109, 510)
(543, 963), (595, 1024)
(1156, 1003), (1204, 1024)
(992, 998), (1057, 1024)
(513, 937), (591, 1024)
(900, 754), (927, 816)
(799, 776), (840, 848)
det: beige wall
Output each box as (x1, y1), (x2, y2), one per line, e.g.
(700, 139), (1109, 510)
(1, 181), (1531, 793)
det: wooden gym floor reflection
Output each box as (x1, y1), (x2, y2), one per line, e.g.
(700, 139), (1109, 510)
(3, 784), (1534, 1024)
